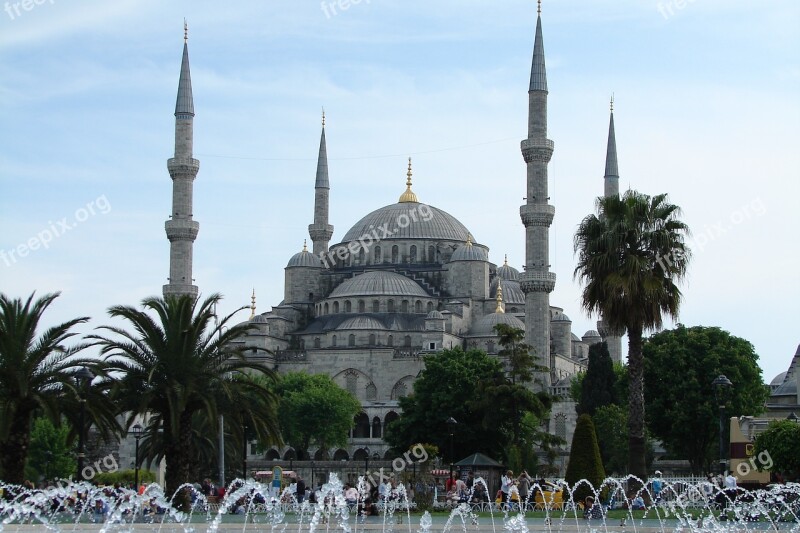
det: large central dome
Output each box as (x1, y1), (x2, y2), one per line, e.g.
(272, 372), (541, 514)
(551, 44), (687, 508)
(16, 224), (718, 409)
(341, 202), (471, 243)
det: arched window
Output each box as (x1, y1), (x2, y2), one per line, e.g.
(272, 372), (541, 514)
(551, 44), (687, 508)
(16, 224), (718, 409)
(368, 334), (376, 345)
(348, 334), (355, 346)
(414, 300), (422, 313)
(358, 300), (365, 313)
(331, 335), (337, 347)
(372, 416), (382, 438)
(265, 449), (280, 461)
(391, 245), (399, 263)
(309, 292), (314, 302)
(374, 246), (381, 263)
(333, 449), (349, 461)
(426, 301), (433, 312)
(345, 300), (352, 313)
(366, 383), (377, 401)
(387, 300), (395, 312)
(401, 300), (409, 313)
(387, 335), (393, 347)
(410, 245), (417, 263)
(358, 247), (365, 265)
(314, 337), (321, 349)
(404, 335), (412, 347)
(487, 341), (495, 353)
(372, 300), (380, 313)
(324, 302), (329, 314)
(345, 371), (358, 395)
(391, 379), (408, 400)
(555, 414), (567, 441)
(384, 411), (400, 429)
(353, 413), (370, 438)
(428, 245), (435, 262)
(333, 301), (339, 313)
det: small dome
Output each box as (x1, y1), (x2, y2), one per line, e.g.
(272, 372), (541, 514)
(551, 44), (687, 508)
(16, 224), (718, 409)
(571, 333), (581, 341)
(251, 314), (268, 323)
(772, 378), (797, 396)
(329, 271), (428, 298)
(337, 316), (387, 331)
(770, 371), (788, 387)
(552, 313), (571, 322)
(471, 312), (525, 336)
(286, 243), (323, 268)
(496, 255), (520, 281)
(426, 310), (444, 319)
(582, 330), (602, 342)
(490, 279), (524, 305)
(450, 238), (488, 262)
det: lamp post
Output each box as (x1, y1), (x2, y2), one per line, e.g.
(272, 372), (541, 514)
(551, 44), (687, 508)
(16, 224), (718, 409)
(446, 417), (457, 485)
(364, 447), (370, 478)
(788, 412), (799, 423)
(712, 374), (733, 475)
(75, 367), (93, 481)
(131, 423), (143, 490)
(242, 415), (248, 480)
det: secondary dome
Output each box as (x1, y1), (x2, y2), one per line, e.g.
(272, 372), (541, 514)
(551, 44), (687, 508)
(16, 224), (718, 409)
(337, 316), (387, 330)
(490, 279), (524, 305)
(472, 312), (526, 336)
(286, 242), (322, 268)
(497, 255), (520, 281)
(450, 237), (488, 262)
(329, 271), (428, 298)
(340, 203), (471, 243)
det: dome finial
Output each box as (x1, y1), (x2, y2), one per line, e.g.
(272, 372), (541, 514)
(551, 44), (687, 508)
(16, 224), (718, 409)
(303, 239), (308, 252)
(504, 254), (508, 266)
(398, 156), (419, 203)
(610, 93), (614, 113)
(496, 282), (505, 314)
(183, 19), (188, 43)
(537, 0), (542, 16)
(467, 234), (473, 246)
(250, 288), (256, 319)
(322, 107), (325, 127)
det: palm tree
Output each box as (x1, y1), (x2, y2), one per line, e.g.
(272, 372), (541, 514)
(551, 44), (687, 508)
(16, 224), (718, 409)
(574, 190), (690, 483)
(88, 293), (280, 497)
(0, 292), (103, 484)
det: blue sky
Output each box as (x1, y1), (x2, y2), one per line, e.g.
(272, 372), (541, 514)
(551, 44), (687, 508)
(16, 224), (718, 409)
(1, 0), (798, 384)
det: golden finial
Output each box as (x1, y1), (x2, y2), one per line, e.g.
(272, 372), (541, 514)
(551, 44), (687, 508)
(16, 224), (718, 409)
(184, 19), (188, 43)
(250, 288), (256, 319)
(610, 94), (614, 113)
(322, 107), (325, 127)
(303, 239), (308, 252)
(495, 282), (505, 314)
(398, 157), (419, 203)
(504, 254), (508, 266)
(537, 0), (542, 15)
(466, 234), (473, 246)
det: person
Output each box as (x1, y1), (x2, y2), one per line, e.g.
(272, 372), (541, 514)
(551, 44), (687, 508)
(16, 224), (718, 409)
(583, 496), (604, 519)
(631, 495), (645, 510)
(517, 471), (531, 508)
(344, 484), (359, 506)
(652, 471), (663, 503)
(295, 476), (306, 503)
(702, 474), (715, 503)
(466, 471), (475, 490)
(500, 470), (514, 507)
(445, 472), (457, 493)
(92, 498), (109, 523)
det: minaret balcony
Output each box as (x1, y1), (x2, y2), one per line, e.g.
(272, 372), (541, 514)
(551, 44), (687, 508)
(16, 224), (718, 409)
(519, 271), (556, 294)
(167, 157), (200, 177)
(163, 283), (199, 298)
(165, 219), (200, 241)
(520, 138), (554, 163)
(520, 204), (555, 226)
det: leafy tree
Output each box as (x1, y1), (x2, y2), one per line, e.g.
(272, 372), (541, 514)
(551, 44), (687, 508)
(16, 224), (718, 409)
(275, 371), (361, 459)
(384, 347), (509, 462)
(754, 419), (800, 481)
(574, 190), (691, 483)
(578, 342), (616, 415)
(643, 325), (768, 474)
(88, 294), (281, 497)
(564, 414), (605, 504)
(24, 417), (76, 482)
(592, 404), (629, 475)
(0, 292), (109, 484)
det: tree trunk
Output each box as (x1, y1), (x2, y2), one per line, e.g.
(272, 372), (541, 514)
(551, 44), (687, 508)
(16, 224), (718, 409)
(627, 324), (647, 491)
(1, 411), (32, 485)
(164, 411), (195, 499)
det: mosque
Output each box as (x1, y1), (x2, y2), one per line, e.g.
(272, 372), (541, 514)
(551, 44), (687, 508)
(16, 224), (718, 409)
(161, 6), (625, 465)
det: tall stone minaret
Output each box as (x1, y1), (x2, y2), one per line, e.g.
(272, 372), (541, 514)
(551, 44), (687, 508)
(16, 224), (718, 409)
(519, 1), (555, 388)
(163, 23), (200, 299)
(597, 98), (625, 362)
(308, 111), (333, 257)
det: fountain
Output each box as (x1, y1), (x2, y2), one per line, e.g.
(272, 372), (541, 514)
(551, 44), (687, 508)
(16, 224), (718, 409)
(1, 474), (798, 532)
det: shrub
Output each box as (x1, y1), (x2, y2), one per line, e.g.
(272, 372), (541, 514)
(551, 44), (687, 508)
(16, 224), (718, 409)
(564, 414), (605, 505)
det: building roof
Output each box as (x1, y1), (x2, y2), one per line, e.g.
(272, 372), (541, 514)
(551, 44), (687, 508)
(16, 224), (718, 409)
(286, 247), (323, 268)
(339, 202), (471, 244)
(329, 271), (428, 298)
(471, 312), (526, 336)
(552, 313), (571, 322)
(175, 42), (194, 117)
(337, 316), (387, 331)
(450, 238), (489, 262)
(455, 452), (502, 468)
(496, 257), (520, 281)
(529, 11), (548, 92)
(490, 279), (524, 305)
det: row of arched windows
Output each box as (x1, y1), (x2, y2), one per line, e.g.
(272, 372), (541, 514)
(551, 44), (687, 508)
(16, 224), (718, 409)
(318, 299), (435, 315)
(314, 334), (413, 348)
(333, 244), (440, 268)
(352, 411), (400, 439)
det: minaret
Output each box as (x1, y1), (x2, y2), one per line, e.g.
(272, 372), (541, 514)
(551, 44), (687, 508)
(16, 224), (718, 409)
(163, 21), (200, 299)
(308, 111), (334, 257)
(597, 97), (624, 362)
(519, 0), (555, 388)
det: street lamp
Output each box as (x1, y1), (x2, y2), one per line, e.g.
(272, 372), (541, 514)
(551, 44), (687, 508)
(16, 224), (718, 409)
(75, 367), (93, 481)
(787, 412), (799, 423)
(131, 423), (143, 490)
(712, 374), (733, 475)
(364, 447), (370, 477)
(242, 414), (248, 480)
(446, 417), (457, 485)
